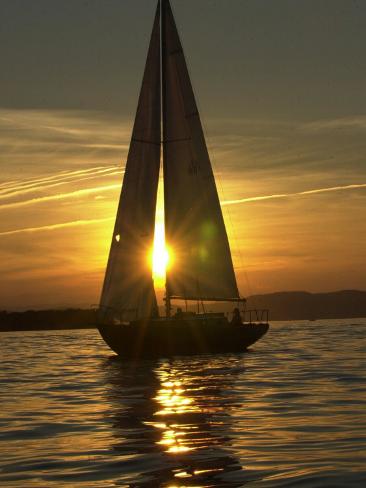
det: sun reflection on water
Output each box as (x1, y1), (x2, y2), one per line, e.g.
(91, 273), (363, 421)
(155, 380), (198, 417)
(150, 374), (203, 455)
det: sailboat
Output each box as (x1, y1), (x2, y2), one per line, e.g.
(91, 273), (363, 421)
(98, 0), (269, 358)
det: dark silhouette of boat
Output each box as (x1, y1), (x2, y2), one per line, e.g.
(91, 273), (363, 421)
(98, 0), (269, 358)
(99, 313), (268, 359)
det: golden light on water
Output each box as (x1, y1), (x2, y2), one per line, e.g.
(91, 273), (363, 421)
(150, 370), (202, 456)
(155, 380), (197, 417)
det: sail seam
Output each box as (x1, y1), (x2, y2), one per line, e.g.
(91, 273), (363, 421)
(185, 111), (199, 119)
(163, 137), (191, 143)
(170, 296), (243, 302)
(169, 48), (183, 56)
(131, 138), (161, 146)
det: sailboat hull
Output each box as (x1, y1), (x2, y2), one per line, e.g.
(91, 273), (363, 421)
(98, 317), (269, 358)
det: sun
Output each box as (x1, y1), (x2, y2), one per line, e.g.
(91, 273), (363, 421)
(151, 221), (170, 288)
(150, 175), (172, 288)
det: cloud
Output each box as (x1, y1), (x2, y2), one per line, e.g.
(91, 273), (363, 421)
(301, 116), (366, 133)
(2, 177), (364, 214)
(0, 218), (113, 237)
(0, 108), (132, 180)
(1, 108), (365, 308)
(1, 182), (364, 238)
(0, 166), (122, 200)
(0, 183), (121, 211)
(0, 165), (108, 191)
(222, 183), (366, 206)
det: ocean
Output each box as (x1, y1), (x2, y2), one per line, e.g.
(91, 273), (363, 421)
(0, 319), (365, 487)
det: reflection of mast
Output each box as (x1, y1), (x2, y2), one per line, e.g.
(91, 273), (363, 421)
(102, 356), (248, 487)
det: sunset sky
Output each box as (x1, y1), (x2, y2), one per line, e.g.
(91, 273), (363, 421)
(1, 0), (365, 310)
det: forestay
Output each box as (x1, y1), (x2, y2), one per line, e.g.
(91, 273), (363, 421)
(99, 4), (161, 323)
(162, 0), (240, 301)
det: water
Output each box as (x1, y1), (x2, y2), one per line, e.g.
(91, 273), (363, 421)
(0, 319), (365, 487)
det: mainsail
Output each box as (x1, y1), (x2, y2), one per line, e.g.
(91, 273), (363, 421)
(162, 0), (240, 301)
(99, 3), (161, 323)
(100, 0), (240, 324)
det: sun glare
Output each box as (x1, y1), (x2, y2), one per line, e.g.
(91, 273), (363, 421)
(152, 221), (170, 288)
(150, 176), (172, 289)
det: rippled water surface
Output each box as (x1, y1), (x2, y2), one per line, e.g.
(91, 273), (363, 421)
(1, 319), (365, 487)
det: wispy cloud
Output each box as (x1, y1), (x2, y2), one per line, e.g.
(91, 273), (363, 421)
(3, 179), (363, 213)
(301, 116), (366, 133)
(222, 183), (366, 206)
(0, 108), (131, 183)
(0, 109), (365, 307)
(0, 166), (122, 200)
(0, 218), (114, 237)
(1, 182), (364, 237)
(0, 165), (118, 192)
(0, 183), (120, 211)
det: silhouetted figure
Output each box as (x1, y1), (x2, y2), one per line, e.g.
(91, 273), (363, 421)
(231, 307), (242, 326)
(174, 307), (183, 319)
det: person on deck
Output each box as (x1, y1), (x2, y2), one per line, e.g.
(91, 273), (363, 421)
(231, 307), (242, 326)
(174, 307), (183, 319)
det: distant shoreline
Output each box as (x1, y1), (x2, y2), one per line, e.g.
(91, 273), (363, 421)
(1, 290), (365, 332)
(0, 309), (97, 332)
(0, 324), (96, 332)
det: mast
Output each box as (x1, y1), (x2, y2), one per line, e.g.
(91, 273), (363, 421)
(161, 0), (171, 318)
